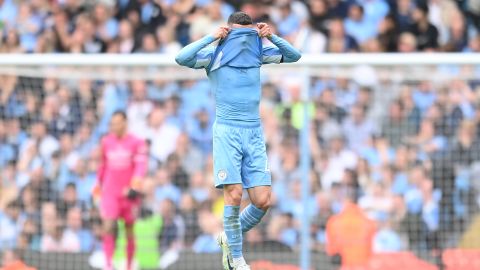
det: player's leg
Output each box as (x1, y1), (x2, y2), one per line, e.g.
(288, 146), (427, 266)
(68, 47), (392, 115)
(223, 184), (245, 267)
(240, 126), (272, 233)
(122, 199), (139, 270)
(213, 122), (243, 269)
(124, 222), (135, 270)
(101, 196), (120, 270)
(102, 218), (117, 270)
(242, 186), (271, 233)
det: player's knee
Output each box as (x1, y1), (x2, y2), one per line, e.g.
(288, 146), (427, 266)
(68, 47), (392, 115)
(103, 221), (116, 235)
(224, 185), (243, 205)
(125, 224), (135, 237)
(104, 226), (115, 235)
(254, 194), (271, 211)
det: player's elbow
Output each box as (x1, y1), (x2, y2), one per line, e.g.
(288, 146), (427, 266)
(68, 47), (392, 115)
(175, 53), (195, 68)
(283, 51), (301, 63)
(174, 50), (190, 66)
(291, 50), (302, 62)
(174, 54), (185, 66)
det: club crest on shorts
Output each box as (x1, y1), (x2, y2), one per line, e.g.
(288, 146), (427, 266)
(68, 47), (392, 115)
(218, 169), (227, 181)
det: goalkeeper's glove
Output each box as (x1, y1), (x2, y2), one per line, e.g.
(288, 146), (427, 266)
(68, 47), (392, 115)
(126, 188), (142, 200)
(126, 177), (143, 200)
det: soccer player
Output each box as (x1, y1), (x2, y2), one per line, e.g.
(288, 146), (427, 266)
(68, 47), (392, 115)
(175, 12), (301, 270)
(95, 111), (147, 270)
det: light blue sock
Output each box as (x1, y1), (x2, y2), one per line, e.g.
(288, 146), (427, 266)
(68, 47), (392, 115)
(224, 205), (243, 259)
(240, 204), (266, 233)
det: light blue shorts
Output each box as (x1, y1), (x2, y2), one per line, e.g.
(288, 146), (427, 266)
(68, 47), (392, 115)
(213, 120), (272, 189)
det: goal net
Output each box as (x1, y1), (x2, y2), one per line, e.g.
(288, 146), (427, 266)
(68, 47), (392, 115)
(0, 54), (480, 270)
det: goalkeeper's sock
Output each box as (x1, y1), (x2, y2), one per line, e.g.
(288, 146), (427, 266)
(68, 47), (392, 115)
(103, 234), (115, 268)
(224, 205), (243, 259)
(126, 235), (135, 270)
(240, 204), (266, 233)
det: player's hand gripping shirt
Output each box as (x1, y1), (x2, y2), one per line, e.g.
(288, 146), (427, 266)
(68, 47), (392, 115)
(175, 28), (301, 125)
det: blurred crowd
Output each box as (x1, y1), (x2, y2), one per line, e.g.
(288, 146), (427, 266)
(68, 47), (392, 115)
(1, 0), (480, 268)
(1, 68), (480, 267)
(0, 0), (479, 54)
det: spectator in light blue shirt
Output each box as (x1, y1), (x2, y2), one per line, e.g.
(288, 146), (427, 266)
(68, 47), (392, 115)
(64, 207), (94, 252)
(373, 221), (403, 252)
(275, 3), (301, 37)
(189, 171), (209, 203)
(345, 4), (378, 44)
(75, 124), (99, 159)
(187, 108), (213, 155)
(94, 4), (118, 41)
(165, 95), (187, 130)
(342, 104), (378, 153)
(392, 171), (410, 195)
(192, 234), (221, 253)
(0, 141), (15, 169)
(0, 0), (18, 29)
(0, 201), (24, 249)
(405, 187), (423, 214)
(97, 83), (129, 135)
(195, 0), (212, 7)
(412, 82), (436, 114)
(420, 178), (441, 232)
(333, 79), (358, 110)
(2, 90), (25, 119)
(16, 3), (43, 52)
(278, 213), (299, 248)
(192, 210), (221, 253)
(358, 0), (389, 25)
(278, 180), (318, 220)
(280, 227), (298, 248)
(403, 165), (428, 213)
(74, 163), (97, 206)
(5, 118), (28, 152)
(360, 136), (395, 168)
(147, 80), (178, 102)
(407, 119), (447, 157)
(180, 80), (212, 121)
(154, 167), (182, 206)
(220, 2), (235, 21)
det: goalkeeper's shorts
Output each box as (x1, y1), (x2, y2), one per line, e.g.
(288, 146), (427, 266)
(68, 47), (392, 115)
(100, 196), (139, 224)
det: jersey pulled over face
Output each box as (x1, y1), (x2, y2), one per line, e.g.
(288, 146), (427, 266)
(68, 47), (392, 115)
(194, 30), (283, 124)
(175, 26), (301, 124)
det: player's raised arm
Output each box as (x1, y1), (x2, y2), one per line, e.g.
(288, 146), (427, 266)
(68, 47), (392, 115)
(126, 138), (147, 199)
(175, 26), (230, 68)
(257, 23), (301, 64)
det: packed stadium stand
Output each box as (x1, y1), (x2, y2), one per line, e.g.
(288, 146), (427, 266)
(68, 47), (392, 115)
(1, 0), (480, 270)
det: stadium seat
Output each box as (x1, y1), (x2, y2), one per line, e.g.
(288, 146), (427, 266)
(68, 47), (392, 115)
(250, 260), (301, 270)
(368, 252), (438, 270)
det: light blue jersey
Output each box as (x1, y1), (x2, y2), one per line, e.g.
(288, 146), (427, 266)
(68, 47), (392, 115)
(176, 28), (301, 188)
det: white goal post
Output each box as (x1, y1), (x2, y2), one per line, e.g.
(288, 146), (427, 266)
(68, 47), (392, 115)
(0, 53), (479, 66)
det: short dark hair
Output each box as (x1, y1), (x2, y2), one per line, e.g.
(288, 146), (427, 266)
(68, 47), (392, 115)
(6, 200), (20, 209)
(228, 12), (253, 25)
(65, 182), (76, 190)
(112, 110), (127, 120)
(416, 4), (429, 15)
